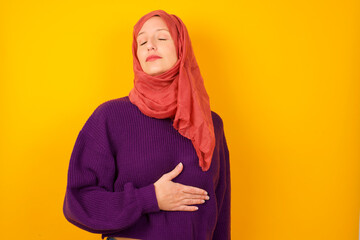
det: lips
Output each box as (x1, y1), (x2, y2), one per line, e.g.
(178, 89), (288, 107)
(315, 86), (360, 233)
(146, 55), (162, 62)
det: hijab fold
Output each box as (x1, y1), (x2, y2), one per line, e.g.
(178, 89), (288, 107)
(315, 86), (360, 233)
(128, 9), (215, 171)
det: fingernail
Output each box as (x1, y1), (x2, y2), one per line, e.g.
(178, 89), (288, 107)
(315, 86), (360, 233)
(178, 162), (182, 167)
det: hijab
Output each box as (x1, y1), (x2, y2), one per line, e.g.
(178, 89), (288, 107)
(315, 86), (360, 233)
(128, 9), (215, 172)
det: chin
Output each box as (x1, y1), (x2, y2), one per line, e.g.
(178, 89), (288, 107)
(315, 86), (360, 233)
(146, 68), (164, 76)
(149, 72), (163, 76)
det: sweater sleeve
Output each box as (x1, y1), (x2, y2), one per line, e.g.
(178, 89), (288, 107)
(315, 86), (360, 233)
(212, 123), (231, 240)
(63, 105), (160, 234)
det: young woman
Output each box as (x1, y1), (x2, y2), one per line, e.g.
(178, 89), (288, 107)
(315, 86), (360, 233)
(63, 9), (231, 240)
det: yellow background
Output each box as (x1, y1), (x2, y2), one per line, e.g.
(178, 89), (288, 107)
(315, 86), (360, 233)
(1, 0), (359, 239)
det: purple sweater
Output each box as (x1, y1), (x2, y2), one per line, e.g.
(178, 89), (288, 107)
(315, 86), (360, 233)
(63, 96), (231, 240)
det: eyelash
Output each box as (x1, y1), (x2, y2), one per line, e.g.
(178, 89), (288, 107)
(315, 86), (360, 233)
(140, 39), (167, 46)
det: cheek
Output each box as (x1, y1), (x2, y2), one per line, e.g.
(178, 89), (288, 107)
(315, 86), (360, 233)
(169, 45), (178, 60)
(163, 43), (177, 60)
(137, 49), (145, 64)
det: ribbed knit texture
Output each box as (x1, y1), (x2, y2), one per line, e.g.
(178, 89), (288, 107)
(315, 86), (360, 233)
(63, 96), (231, 240)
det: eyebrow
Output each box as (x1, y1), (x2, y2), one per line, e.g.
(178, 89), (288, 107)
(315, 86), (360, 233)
(137, 28), (170, 38)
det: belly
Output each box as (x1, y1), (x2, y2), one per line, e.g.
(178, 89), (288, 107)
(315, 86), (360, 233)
(112, 238), (140, 240)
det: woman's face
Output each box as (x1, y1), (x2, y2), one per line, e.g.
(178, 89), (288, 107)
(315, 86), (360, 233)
(136, 16), (178, 76)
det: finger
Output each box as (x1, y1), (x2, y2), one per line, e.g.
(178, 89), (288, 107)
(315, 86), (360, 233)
(163, 162), (183, 181)
(181, 198), (206, 205)
(181, 185), (207, 195)
(181, 192), (210, 200)
(175, 205), (198, 211)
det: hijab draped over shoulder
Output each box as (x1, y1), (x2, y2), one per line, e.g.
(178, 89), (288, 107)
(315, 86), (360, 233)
(128, 9), (215, 172)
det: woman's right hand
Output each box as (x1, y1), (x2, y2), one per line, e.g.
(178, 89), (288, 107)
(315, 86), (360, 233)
(153, 162), (210, 211)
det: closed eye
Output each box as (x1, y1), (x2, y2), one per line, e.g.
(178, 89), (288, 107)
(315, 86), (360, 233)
(140, 39), (167, 46)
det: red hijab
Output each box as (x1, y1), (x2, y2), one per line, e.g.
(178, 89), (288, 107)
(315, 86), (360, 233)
(128, 9), (215, 172)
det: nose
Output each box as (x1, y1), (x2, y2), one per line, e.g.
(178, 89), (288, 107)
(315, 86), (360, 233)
(146, 38), (157, 51)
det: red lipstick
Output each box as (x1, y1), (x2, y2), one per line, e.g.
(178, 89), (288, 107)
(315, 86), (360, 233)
(146, 55), (162, 62)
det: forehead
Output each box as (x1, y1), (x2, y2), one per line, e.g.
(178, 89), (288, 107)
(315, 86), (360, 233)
(137, 16), (169, 37)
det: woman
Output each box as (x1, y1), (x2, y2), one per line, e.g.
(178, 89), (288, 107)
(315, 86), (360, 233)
(63, 9), (231, 240)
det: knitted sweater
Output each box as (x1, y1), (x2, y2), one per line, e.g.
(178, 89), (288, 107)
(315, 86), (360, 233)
(63, 96), (231, 240)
